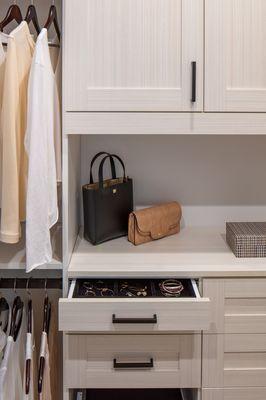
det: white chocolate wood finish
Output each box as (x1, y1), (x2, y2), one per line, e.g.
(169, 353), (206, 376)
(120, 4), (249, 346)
(205, 0), (266, 111)
(203, 334), (266, 388)
(202, 388), (266, 400)
(67, 228), (266, 279)
(64, 112), (266, 135)
(203, 278), (266, 333)
(62, 136), (81, 269)
(64, 334), (201, 389)
(59, 280), (210, 333)
(64, 0), (203, 112)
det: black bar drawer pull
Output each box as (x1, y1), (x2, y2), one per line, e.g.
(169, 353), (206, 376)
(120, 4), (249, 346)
(112, 314), (157, 324)
(191, 61), (196, 102)
(113, 358), (154, 369)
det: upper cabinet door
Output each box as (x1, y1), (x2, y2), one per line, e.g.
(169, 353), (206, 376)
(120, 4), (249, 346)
(205, 0), (266, 112)
(64, 0), (203, 112)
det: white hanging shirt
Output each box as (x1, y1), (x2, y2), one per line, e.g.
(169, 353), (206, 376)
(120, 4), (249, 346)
(25, 28), (61, 272)
(0, 310), (26, 400)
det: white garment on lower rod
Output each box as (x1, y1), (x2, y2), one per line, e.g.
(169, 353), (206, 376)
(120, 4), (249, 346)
(0, 329), (6, 362)
(25, 28), (61, 272)
(0, 311), (26, 400)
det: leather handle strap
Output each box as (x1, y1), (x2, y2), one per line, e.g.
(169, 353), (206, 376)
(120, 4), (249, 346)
(99, 154), (126, 189)
(89, 152), (116, 184)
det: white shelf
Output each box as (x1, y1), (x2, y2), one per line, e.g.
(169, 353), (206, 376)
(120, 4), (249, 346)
(65, 112), (266, 135)
(68, 227), (266, 278)
(0, 224), (62, 271)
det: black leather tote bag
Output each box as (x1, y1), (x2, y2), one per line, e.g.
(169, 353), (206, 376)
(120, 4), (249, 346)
(83, 153), (133, 245)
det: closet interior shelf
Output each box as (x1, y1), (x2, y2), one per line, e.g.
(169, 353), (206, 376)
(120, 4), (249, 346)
(68, 227), (266, 279)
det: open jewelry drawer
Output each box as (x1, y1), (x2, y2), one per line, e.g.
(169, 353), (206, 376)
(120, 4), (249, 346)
(59, 279), (211, 332)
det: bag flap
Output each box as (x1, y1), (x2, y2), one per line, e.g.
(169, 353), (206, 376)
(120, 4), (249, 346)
(132, 202), (182, 240)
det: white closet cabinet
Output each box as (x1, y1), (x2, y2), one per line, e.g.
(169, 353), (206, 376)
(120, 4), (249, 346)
(64, 0), (203, 112)
(205, 0), (266, 112)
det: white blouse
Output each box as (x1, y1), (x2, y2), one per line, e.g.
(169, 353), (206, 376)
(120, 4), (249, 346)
(25, 28), (61, 271)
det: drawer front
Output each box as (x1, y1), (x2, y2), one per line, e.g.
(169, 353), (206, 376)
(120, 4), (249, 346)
(59, 279), (211, 333)
(203, 334), (266, 388)
(203, 278), (266, 333)
(64, 334), (201, 389)
(202, 388), (266, 400)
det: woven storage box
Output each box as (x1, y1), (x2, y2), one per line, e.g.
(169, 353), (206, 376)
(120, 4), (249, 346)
(226, 222), (266, 258)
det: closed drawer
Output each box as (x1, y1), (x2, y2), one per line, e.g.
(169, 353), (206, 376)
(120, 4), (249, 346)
(203, 333), (266, 388)
(59, 279), (211, 332)
(203, 278), (266, 333)
(202, 388), (266, 400)
(64, 334), (201, 389)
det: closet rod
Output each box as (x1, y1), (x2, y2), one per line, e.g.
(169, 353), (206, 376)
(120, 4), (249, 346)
(2, 42), (60, 48)
(0, 278), (62, 289)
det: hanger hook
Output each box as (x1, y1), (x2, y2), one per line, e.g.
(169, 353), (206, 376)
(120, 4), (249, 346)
(13, 278), (17, 294)
(26, 278), (31, 298)
(44, 279), (48, 296)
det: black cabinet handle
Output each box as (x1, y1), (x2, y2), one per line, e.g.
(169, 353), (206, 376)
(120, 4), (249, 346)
(191, 61), (196, 102)
(113, 358), (154, 369)
(112, 314), (157, 324)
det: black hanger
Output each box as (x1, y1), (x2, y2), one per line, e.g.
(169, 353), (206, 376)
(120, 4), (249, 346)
(0, 297), (9, 313)
(44, 5), (61, 41)
(0, 297), (9, 334)
(25, 4), (41, 35)
(9, 296), (24, 342)
(0, 5), (23, 32)
(9, 279), (24, 342)
(38, 282), (51, 394)
(25, 279), (33, 396)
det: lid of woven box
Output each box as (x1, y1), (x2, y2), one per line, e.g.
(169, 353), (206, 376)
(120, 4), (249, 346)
(226, 222), (266, 245)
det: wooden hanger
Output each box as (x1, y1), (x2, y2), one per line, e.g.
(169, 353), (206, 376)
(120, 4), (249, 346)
(38, 281), (51, 394)
(44, 3), (61, 42)
(25, 2), (41, 35)
(0, 3), (23, 32)
(25, 279), (33, 396)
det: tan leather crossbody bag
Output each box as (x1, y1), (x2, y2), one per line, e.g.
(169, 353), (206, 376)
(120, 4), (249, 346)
(128, 202), (182, 246)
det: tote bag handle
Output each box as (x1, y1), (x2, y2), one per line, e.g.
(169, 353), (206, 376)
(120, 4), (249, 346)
(89, 152), (116, 184)
(98, 154), (126, 190)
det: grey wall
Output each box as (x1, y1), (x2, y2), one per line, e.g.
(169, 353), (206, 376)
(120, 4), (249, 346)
(81, 135), (266, 207)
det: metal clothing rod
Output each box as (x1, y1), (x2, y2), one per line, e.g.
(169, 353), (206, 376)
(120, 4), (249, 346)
(0, 278), (62, 290)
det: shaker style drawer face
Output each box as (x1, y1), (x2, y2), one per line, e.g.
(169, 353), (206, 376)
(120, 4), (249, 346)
(202, 388), (266, 400)
(203, 278), (266, 334)
(59, 279), (211, 333)
(64, 334), (201, 389)
(203, 334), (266, 388)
